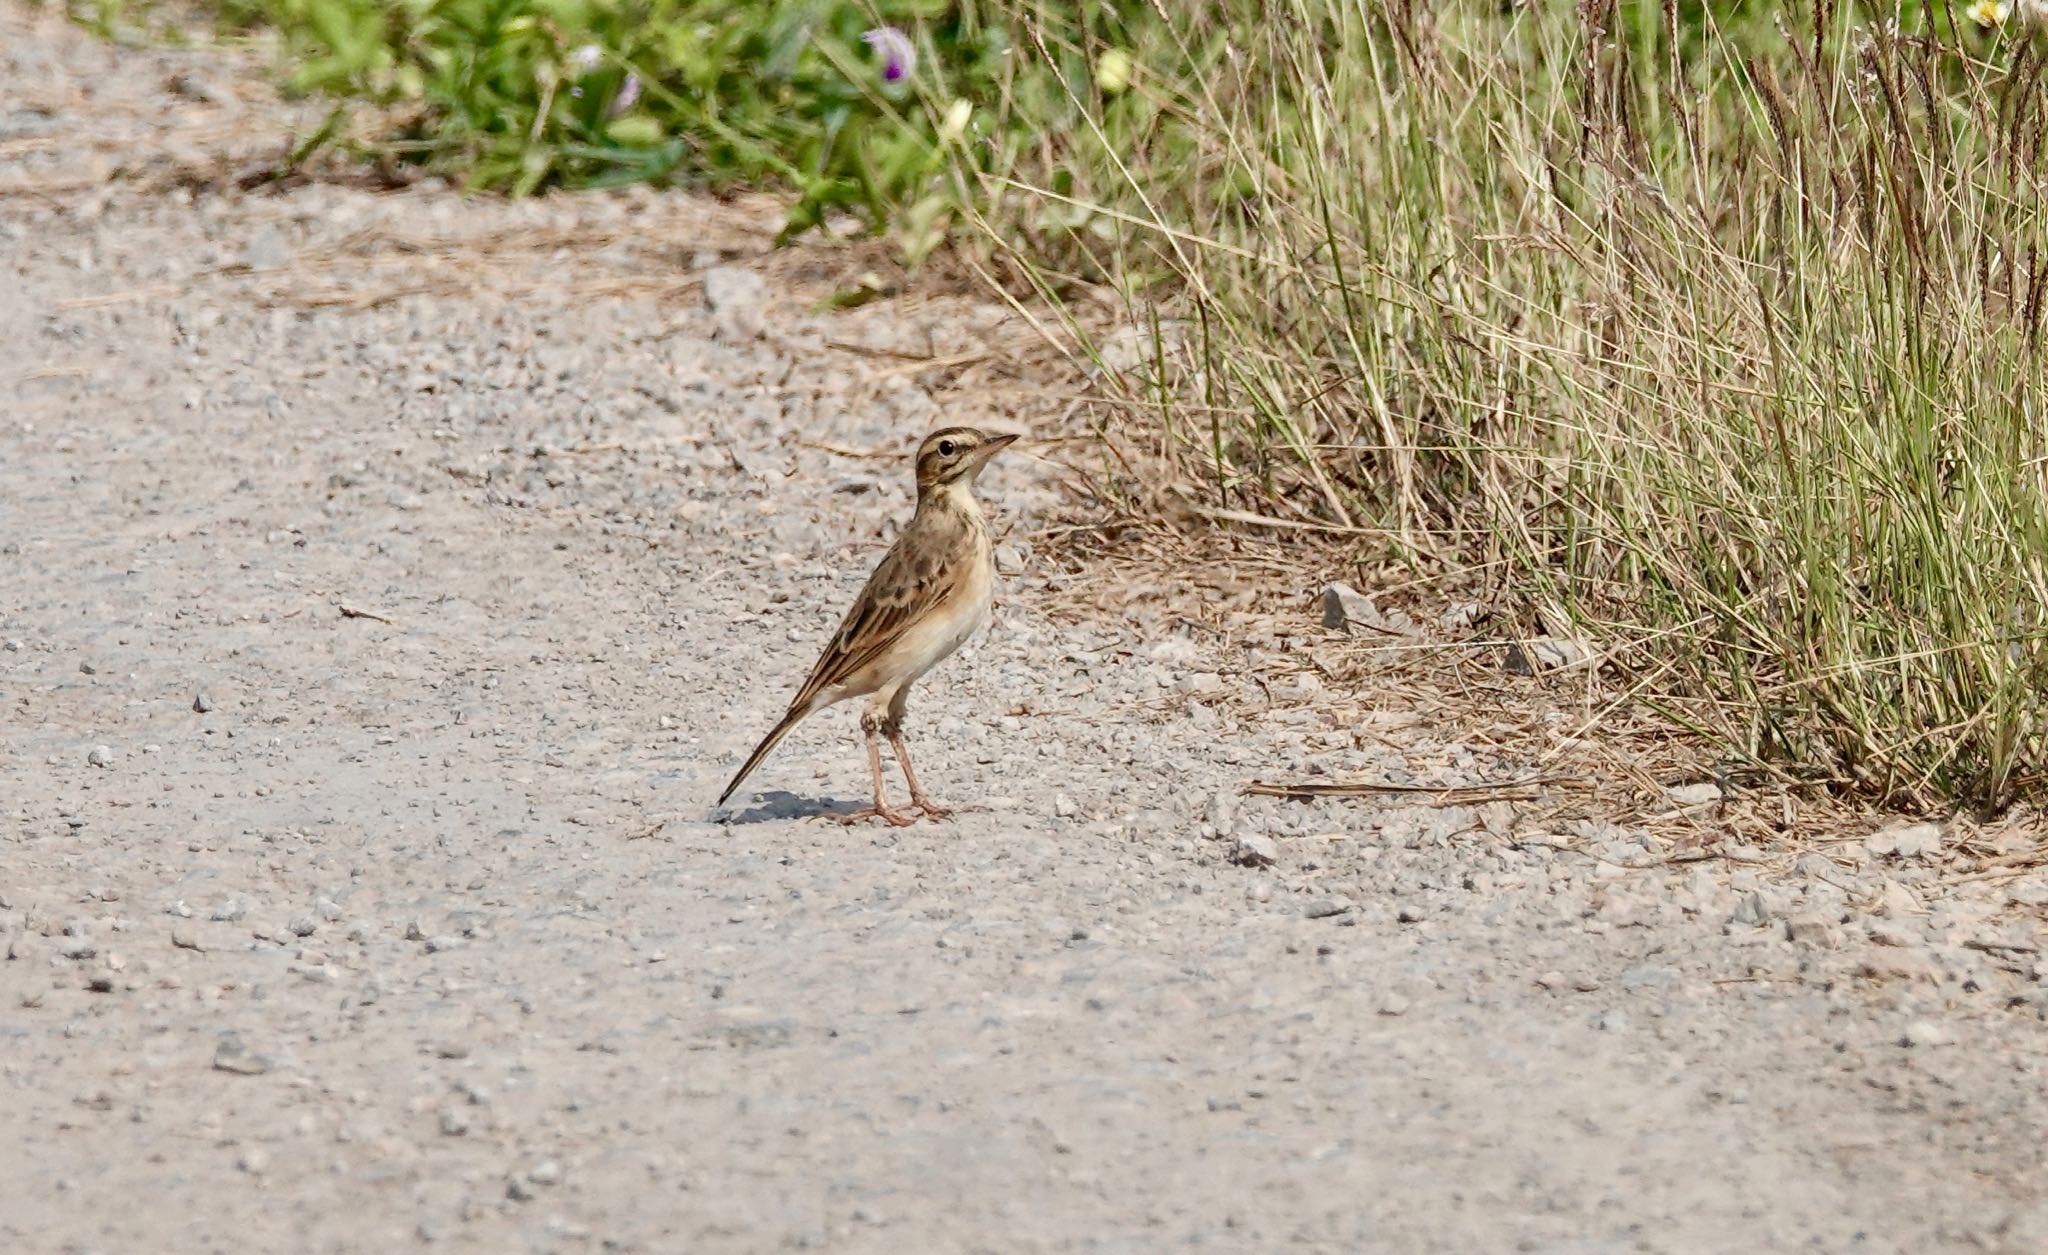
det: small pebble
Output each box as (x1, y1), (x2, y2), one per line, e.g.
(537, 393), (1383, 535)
(1730, 891), (1771, 928)
(1868, 822), (1943, 861)
(1785, 913), (1841, 949)
(213, 1036), (274, 1076)
(192, 692), (214, 713)
(86, 745), (113, 768)
(1901, 1020), (1953, 1049)
(1666, 782), (1720, 807)
(1230, 833), (1278, 868)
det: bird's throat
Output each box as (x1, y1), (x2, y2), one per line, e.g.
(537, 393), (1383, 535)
(918, 476), (984, 521)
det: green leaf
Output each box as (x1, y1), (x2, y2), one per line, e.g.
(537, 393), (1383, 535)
(605, 115), (665, 147)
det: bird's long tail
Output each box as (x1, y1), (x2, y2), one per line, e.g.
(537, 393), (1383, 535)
(717, 707), (806, 807)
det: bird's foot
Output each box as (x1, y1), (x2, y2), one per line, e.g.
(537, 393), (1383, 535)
(910, 795), (987, 819)
(836, 804), (918, 828)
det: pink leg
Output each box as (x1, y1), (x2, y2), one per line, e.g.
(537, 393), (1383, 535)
(887, 727), (951, 819)
(835, 720), (915, 827)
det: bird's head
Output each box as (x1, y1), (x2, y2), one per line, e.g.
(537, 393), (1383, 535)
(914, 426), (1018, 496)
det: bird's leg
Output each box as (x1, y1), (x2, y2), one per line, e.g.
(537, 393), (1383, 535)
(836, 715), (915, 827)
(885, 723), (951, 819)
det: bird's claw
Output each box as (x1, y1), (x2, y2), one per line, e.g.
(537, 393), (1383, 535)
(836, 805), (917, 828)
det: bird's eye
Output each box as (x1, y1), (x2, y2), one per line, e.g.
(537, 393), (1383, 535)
(938, 440), (957, 456)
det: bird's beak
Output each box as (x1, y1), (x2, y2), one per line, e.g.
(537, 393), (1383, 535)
(978, 432), (1021, 459)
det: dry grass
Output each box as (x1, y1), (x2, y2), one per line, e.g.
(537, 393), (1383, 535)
(969, 0), (2048, 816)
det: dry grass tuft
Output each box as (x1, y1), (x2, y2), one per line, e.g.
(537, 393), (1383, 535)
(972, 0), (2048, 815)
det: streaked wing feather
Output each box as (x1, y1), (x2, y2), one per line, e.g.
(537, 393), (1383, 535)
(784, 519), (967, 714)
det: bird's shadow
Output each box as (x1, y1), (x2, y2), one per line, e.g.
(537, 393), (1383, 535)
(715, 790), (864, 826)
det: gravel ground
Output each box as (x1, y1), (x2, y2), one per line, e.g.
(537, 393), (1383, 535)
(6, 8), (2048, 1252)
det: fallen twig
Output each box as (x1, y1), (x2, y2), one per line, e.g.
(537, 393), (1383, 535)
(795, 437), (901, 460)
(1962, 937), (2039, 956)
(1242, 775), (1583, 804)
(337, 603), (395, 625)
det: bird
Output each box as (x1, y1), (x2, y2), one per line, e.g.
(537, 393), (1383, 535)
(717, 426), (1019, 825)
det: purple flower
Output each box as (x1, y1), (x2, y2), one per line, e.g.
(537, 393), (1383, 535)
(861, 27), (916, 82)
(609, 73), (641, 117)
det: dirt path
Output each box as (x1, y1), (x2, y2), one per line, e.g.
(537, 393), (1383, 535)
(5, 7), (2047, 1252)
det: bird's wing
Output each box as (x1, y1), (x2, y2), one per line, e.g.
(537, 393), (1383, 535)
(783, 514), (972, 716)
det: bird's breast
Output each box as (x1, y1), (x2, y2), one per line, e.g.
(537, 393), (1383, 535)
(883, 534), (993, 683)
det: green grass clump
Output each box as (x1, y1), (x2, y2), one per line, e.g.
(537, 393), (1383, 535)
(159, 0), (1136, 255)
(994, 0), (2048, 809)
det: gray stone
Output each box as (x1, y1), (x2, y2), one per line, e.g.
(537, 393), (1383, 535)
(1321, 582), (1407, 635)
(1900, 1020), (1953, 1048)
(212, 1036), (274, 1075)
(1785, 913), (1842, 949)
(1322, 582), (1370, 629)
(1866, 822), (1943, 861)
(85, 745), (112, 768)
(1666, 782), (1721, 807)
(1505, 636), (1593, 675)
(1230, 833), (1278, 869)
(1619, 965), (1678, 991)
(1304, 898), (1354, 920)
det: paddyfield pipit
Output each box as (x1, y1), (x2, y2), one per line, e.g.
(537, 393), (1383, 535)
(718, 426), (1018, 825)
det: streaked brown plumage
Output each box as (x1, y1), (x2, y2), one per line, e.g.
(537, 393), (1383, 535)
(718, 426), (1017, 824)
